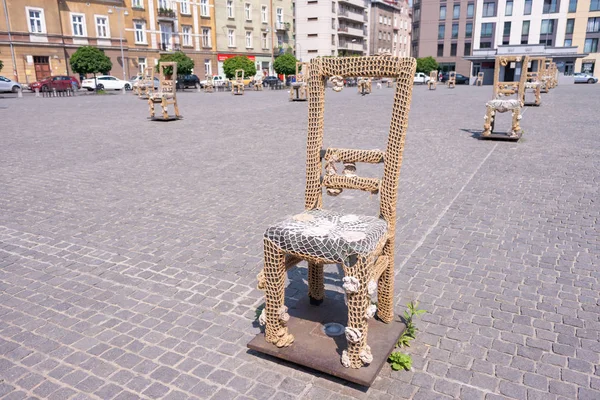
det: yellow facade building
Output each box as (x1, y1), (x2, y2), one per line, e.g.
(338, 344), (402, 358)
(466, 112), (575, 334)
(569, 0), (600, 75)
(0, 0), (217, 84)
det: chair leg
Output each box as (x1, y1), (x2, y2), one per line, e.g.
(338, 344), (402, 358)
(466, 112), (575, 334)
(377, 258), (395, 323)
(343, 257), (371, 369)
(308, 262), (324, 305)
(173, 100), (180, 117)
(161, 99), (168, 119)
(263, 238), (294, 348)
(148, 100), (155, 118)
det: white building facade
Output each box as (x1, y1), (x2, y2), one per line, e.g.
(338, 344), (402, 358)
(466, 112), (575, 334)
(367, 0), (411, 57)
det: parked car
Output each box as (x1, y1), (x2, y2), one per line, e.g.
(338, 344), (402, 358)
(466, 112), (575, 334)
(573, 72), (597, 84)
(130, 75), (159, 90)
(199, 75), (228, 88)
(413, 72), (430, 84)
(82, 75), (131, 91)
(0, 76), (22, 93)
(177, 74), (200, 89)
(263, 76), (283, 86)
(439, 72), (470, 84)
(30, 76), (79, 92)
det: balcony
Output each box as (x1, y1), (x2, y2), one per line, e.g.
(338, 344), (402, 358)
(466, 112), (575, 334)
(339, 41), (364, 51)
(276, 22), (290, 31)
(157, 7), (177, 21)
(337, 25), (365, 37)
(338, 0), (366, 9)
(338, 8), (366, 23)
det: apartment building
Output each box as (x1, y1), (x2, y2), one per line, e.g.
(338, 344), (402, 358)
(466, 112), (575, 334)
(214, 0), (294, 77)
(470, 0), (599, 76)
(295, 0), (368, 62)
(411, 0), (476, 74)
(367, 0), (411, 57)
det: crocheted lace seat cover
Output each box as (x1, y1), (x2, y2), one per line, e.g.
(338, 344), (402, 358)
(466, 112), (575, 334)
(486, 99), (520, 112)
(265, 209), (387, 265)
(291, 82), (306, 88)
(525, 81), (541, 88)
(149, 92), (174, 101)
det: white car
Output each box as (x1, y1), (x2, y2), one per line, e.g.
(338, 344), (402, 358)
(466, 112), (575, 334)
(0, 76), (22, 93)
(413, 72), (432, 85)
(82, 75), (131, 91)
(200, 75), (228, 88)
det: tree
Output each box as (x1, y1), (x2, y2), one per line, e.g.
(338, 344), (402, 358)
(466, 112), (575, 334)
(223, 56), (256, 80)
(273, 53), (298, 76)
(157, 51), (194, 77)
(69, 46), (112, 91)
(416, 56), (439, 74)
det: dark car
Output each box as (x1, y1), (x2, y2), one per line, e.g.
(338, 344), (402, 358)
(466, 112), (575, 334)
(263, 76), (283, 86)
(30, 75), (80, 92)
(439, 72), (470, 84)
(177, 74), (200, 89)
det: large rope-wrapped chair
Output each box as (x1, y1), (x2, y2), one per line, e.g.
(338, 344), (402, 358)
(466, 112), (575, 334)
(447, 71), (456, 88)
(257, 55), (416, 369)
(427, 70), (437, 90)
(138, 67), (154, 99)
(204, 76), (214, 93)
(482, 55), (528, 139)
(475, 72), (484, 86)
(148, 62), (180, 121)
(548, 62), (558, 89)
(290, 62), (309, 101)
(254, 76), (263, 91)
(523, 56), (544, 106)
(232, 69), (245, 95)
(541, 58), (552, 93)
(132, 73), (142, 96)
(357, 77), (372, 95)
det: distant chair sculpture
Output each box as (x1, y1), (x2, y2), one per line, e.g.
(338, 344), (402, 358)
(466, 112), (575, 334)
(232, 69), (245, 95)
(290, 62), (309, 101)
(548, 62), (558, 89)
(475, 72), (484, 86)
(541, 58), (552, 93)
(254, 76), (264, 91)
(482, 55), (528, 140)
(148, 61), (180, 121)
(357, 77), (372, 95)
(427, 70), (438, 90)
(523, 56), (544, 106)
(204, 76), (214, 93)
(138, 68), (154, 99)
(254, 55), (417, 372)
(447, 71), (456, 88)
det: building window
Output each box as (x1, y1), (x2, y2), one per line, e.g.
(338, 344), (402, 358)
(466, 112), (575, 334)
(228, 29), (235, 46)
(450, 43), (457, 55)
(276, 8), (283, 24)
(245, 3), (251, 20)
(332, 1), (336, 12)
(588, 17), (600, 32)
(132, 0), (143, 8)
(524, 0), (532, 14)
(227, 0), (234, 18)
(482, 2), (495, 17)
(584, 38), (598, 52)
(565, 19), (575, 34)
(201, 0), (209, 16)
(480, 42), (491, 48)
(481, 23), (493, 37)
(204, 59), (212, 77)
(95, 15), (109, 38)
(202, 27), (211, 47)
(453, 5), (460, 18)
(541, 19), (555, 34)
(452, 23), (458, 38)
(466, 22), (473, 38)
(464, 42), (471, 55)
(505, 1), (513, 15)
(180, 0), (190, 14)
(261, 5), (268, 23)
(522, 21), (530, 35)
(438, 24), (445, 39)
(503, 21), (511, 36)
(543, 0), (559, 13)
(182, 26), (192, 46)
(262, 32), (268, 48)
(71, 13), (86, 37)
(439, 5), (446, 19)
(591, 0), (600, 10)
(467, 3), (474, 17)
(245, 31), (252, 48)
(568, 0), (577, 11)
(564, 38), (572, 46)
(134, 20), (147, 43)
(138, 57), (146, 73)
(414, 7), (420, 20)
(379, 31), (382, 39)
(437, 43), (444, 56)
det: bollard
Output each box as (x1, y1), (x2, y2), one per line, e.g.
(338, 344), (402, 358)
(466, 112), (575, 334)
(197, 83), (201, 93)
(35, 88), (40, 97)
(122, 87), (126, 95)
(17, 88), (23, 98)
(52, 88), (57, 97)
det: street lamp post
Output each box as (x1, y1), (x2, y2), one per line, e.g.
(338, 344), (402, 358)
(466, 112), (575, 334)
(108, 6), (129, 81)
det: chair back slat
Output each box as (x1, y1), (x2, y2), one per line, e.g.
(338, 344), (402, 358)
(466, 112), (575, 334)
(157, 61), (176, 96)
(322, 175), (380, 194)
(321, 148), (385, 164)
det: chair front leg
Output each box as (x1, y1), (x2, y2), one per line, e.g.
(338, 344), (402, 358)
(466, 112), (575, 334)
(148, 99), (155, 118)
(308, 262), (324, 305)
(263, 238), (294, 347)
(377, 249), (395, 323)
(343, 257), (372, 369)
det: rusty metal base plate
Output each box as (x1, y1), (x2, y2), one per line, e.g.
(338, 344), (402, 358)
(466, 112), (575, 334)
(481, 131), (522, 141)
(247, 297), (405, 387)
(148, 115), (182, 122)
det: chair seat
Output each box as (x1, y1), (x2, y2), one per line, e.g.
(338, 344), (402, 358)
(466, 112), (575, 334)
(525, 81), (541, 88)
(149, 92), (174, 101)
(486, 99), (521, 112)
(264, 209), (387, 264)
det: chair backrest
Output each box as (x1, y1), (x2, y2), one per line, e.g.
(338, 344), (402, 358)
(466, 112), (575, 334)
(235, 69), (244, 83)
(305, 56), (417, 230)
(157, 61), (176, 96)
(296, 62), (309, 83)
(429, 70), (437, 81)
(526, 56), (545, 81)
(448, 71), (456, 81)
(492, 55), (528, 101)
(477, 72), (484, 79)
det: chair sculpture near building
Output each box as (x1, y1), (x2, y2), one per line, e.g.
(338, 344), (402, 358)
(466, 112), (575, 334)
(290, 62), (309, 101)
(254, 76), (264, 91)
(357, 77), (372, 95)
(541, 58), (552, 93)
(148, 62), (180, 121)
(428, 70), (438, 90)
(548, 62), (558, 89)
(232, 69), (245, 95)
(447, 71), (456, 88)
(250, 55), (417, 383)
(482, 55), (528, 140)
(475, 72), (484, 86)
(523, 56), (544, 106)
(204, 76), (214, 93)
(138, 68), (154, 99)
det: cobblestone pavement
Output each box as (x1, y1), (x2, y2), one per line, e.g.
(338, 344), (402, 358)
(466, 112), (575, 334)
(0, 84), (598, 400)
